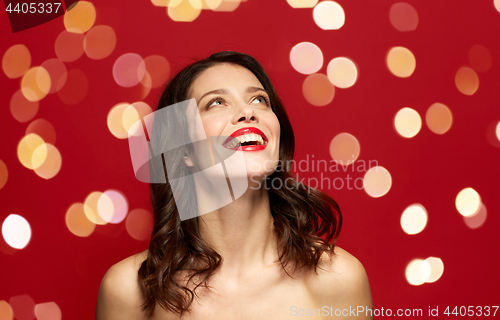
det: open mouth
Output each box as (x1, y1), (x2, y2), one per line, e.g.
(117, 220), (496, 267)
(222, 127), (268, 151)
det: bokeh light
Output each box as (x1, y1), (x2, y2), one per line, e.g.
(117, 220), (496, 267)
(41, 59), (68, 94)
(468, 44), (492, 72)
(389, 2), (418, 32)
(2, 214), (31, 249)
(0, 300), (13, 320)
(386, 47), (416, 78)
(496, 121), (500, 141)
(34, 302), (62, 320)
(419, 259), (431, 283)
(2, 44), (31, 79)
(464, 203), (487, 229)
(394, 107), (422, 138)
(455, 187), (481, 217)
(425, 103), (453, 135)
(54, 31), (84, 62)
(113, 53), (146, 87)
(8, 295), (35, 320)
(17, 133), (46, 170)
(10, 89), (39, 123)
(329, 133), (360, 166)
(144, 55), (171, 88)
(406, 259), (425, 286)
(63, 1), (96, 33)
(65, 203), (96, 237)
(0, 160), (7, 190)
(290, 42), (323, 75)
(313, 1), (345, 30)
(98, 190), (129, 224)
(424, 257), (444, 283)
(139, 71), (152, 99)
(33, 144), (62, 179)
(123, 102), (153, 135)
(302, 73), (335, 106)
(363, 166), (392, 198)
(494, 0), (500, 13)
(107, 103), (131, 139)
(26, 119), (56, 145)
(455, 66), (479, 95)
(168, 0), (202, 21)
(212, 0), (241, 12)
(21, 66), (51, 102)
(84, 25), (117, 60)
(151, 0), (169, 6)
(326, 57), (358, 88)
(57, 69), (89, 105)
(400, 204), (428, 235)
(126, 209), (153, 241)
(286, 0), (318, 8)
(84, 192), (108, 225)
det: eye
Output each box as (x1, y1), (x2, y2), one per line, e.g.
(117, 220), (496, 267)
(251, 95), (270, 106)
(205, 97), (225, 110)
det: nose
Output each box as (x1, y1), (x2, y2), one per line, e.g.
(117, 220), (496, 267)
(232, 103), (259, 124)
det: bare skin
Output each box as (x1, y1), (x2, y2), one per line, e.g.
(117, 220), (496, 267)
(96, 64), (373, 319)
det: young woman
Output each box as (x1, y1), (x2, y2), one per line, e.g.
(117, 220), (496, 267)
(96, 52), (373, 319)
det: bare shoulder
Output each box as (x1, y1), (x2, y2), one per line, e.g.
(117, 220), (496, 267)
(96, 250), (148, 320)
(307, 246), (373, 318)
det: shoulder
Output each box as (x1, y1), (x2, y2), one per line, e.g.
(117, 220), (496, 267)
(308, 246), (373, 317)
(96, 251), (148, 320)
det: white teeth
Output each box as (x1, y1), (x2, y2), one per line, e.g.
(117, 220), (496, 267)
(224, 133), (266, 148)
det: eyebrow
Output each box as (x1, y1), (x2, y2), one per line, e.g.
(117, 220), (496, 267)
(197, 86), (268, 106)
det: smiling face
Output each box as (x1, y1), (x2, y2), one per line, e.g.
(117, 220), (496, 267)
(187, 63), (281, 182)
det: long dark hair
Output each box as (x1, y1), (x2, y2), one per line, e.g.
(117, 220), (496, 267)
(138, 51), (342, 317)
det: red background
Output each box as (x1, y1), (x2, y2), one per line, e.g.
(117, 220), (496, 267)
(1, 0), (500, 318)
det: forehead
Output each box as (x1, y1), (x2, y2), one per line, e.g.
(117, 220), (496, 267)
(190, 63), (264, 97)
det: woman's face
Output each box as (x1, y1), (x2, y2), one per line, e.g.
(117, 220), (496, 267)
(187, 63), (281, 182)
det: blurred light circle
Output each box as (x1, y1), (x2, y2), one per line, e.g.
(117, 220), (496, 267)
(84, 25), (117, 60)
(8, 295), (35, 320)
(496, 122), (500, 141)
(31, 143), (48, 170)
(113, 53), (146, 87)
(386, 47), (416, 78)
(97, 193), (114, 223)
(455, 67), (479, 95)
(495, 0), (500, 13)
(57, 69), (89, 105)
(455, 187), (481, 217)
(144, 55), (170, 88)
(84, 192), (108, 225)
(139, 71), (152, 99)
(286, 0), (318, 8)
(425, 103), (453, 135)
(302, 73), (335, 107)
(0, 159), (7, 190)
(326, 57), (358, 88)
(424, 257), (444, 283)
(126, 102), (153, 136)
(101, 190), (129, 224)
(168, 0), (202, 21)
(394, 107), (421, 138)
(389, 2), (418, 32)
(63, 1), (96, 33)
(108, 103), (130, 139)
(65, 203), (96, 237)
(419, 259), (431, 282)
(0, 300), (13, 320)
(2, 44), (31, 79)
(35, 302), (61, 320)
(33, 144), (62, 179)
(400, 204), (428, 235)
(464, 203), (487, 229)
(126, 209), (153, 240)
(406, 259), (425, 286)
(151, 0), (169, 6)
(205, 0), (223, 10)
(313, 1), (345, 30)
(468, 44), (492, 72)
(212, 0), (241, 12)
(21, 66), (51, 102)
(363, 166), (392, 198)
(41, 58), (67, 94)
(2, 214), (31, 249)
(54, 31), (84, 62)
(290, 42), (323, 75)
(329, 132), (360, 166)
(26, 119), (56, 145)
(17, 133), (46, 170)
(10, 89), (39, 123)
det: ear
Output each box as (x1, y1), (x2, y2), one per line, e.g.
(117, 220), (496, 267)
(183, 152), (194, 167)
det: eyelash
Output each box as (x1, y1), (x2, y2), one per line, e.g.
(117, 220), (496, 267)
(204, 95), (270, 110)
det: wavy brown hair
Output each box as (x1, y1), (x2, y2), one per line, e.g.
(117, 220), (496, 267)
(138, 51), (342, 318)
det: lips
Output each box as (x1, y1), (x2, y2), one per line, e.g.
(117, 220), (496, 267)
(222, 127), (268, 151)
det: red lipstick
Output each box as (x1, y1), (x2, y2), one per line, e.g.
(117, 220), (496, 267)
(222, 127), (268, 151)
